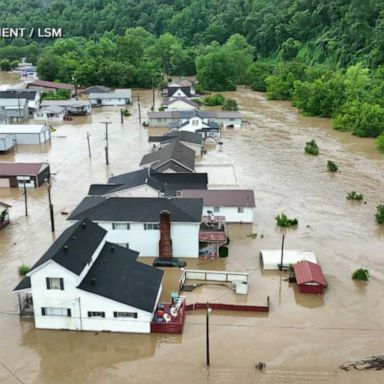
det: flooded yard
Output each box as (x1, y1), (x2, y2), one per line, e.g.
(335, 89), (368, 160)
(0, 73), (383, 383)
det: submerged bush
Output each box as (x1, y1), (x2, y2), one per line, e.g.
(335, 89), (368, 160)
(18, 264), (31, 276)
(275, 213), (298, 227)
(219, 246), (229, 257)
(327, 160), (338, 172)
(346, 191), (364, 201)
(222, 98), (238, 111)
(352, 268), (369, 282)
(375, 204), (384, 224)
(305, 139), (319, 155)
(376, 134), (384, 152)
(203, 93), (225, 106)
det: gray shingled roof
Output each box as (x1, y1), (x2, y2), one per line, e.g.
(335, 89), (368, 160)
(77, 242), (163, 312)
(68, 197), (203, 223)
(139, 141), (195, 172)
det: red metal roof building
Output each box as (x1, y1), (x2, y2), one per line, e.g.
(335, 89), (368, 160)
(293, 261), (327, 295)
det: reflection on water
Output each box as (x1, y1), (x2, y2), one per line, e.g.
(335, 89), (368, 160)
(0, 74), (383, 383)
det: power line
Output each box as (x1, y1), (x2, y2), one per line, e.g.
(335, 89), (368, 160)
(0, 360), (26, 384)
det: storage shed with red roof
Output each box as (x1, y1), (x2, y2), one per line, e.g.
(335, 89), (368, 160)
(293, 261), (327, 295)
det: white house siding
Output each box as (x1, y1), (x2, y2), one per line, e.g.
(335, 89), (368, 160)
(34, 111), (65, 122)
(77, 291), (155, 334)
(169, 89), (188, 99)
(171, 223), (200, 257)
(0, 135), (14, 151)
(212, 118), (242, 128)
(203, 206), (254, 223)
(149, 117), (173, 127)
(90, 98), (130, 106)
(30, 261), (80, 330)
(166, 100), (196, 111)
(93, 221), (200, 258)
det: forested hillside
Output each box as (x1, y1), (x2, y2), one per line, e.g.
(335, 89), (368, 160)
(1, 0), (384, 147)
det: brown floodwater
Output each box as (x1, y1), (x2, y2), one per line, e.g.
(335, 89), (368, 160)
(0, 73), (383, 383)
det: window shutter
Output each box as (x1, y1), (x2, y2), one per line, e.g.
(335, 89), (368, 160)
(113, 312), (117, 318)
(46, 278), (51, 289)
(88, 311), (91, 317)
(60, 278), (64, 290)
(102, 312), (105, 318)
(41, 307), (46, 316)
(134, 313), (138, 319)
(67, 309), (71, 317)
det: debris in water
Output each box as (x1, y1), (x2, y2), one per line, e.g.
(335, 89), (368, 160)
(340, 355), (384, 371)
(255, 362), (266, 371)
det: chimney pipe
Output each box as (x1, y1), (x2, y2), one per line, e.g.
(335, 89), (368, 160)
(159, 210), (172, 259)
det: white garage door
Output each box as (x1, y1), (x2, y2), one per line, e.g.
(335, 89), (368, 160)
(0, 178), (10, 188)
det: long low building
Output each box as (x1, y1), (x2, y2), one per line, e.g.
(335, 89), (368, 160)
(14, 219), (164, 333)
(181, 189), (255, 223)
(67, 196), (203, 258)
(0, 162), (50, 188)
(148, 110), (242, 129)
(0, 124), (51, 144)
(260, 250), (318, 270)
(89, 89), (132, 106)
(41, 100), (92, 116)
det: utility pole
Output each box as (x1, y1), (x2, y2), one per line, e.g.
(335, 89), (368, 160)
(23, 181), (28, 216)
(101, 121), (111, 165)
(46, 177), (55, 232)
(120, 108), (124, 124)
(86, 131), (91, 158)
(138, 90), (142, 126)
(206, 302), (210, 366)
(152, 77), (155, 111)
(280, 234), (285, 270)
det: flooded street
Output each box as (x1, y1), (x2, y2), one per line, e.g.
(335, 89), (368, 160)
(0, 73), (383, 383)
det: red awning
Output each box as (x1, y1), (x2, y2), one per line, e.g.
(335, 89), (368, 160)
(293, 261), (326, 286)
(199, 231), (227, 242)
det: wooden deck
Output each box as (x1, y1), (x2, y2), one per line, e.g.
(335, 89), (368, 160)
(151, 300), (186, 334)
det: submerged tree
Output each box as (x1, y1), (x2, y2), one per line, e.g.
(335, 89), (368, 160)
(305, 140), (319, 155)
(275, 213), (298, 227)
(327, 160), (338, 172)
(375, 204), (384, 224)
(352, 268), (370, 282)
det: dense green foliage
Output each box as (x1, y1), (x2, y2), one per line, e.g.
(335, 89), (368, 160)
(41, 89), (70, 100)
(203, 93), (225, 106)
(376, 134), (384, 152)
(305, 140), (319, 155)
(219, 246), (229, 258)
(275, 213), (298, 227)
(352, 268), (370, 282)
(346, 191), (364, 201)
(18, 264), (30, 276)
(376, 204), (384, 224)
(222, 98), (238, 111)
(327, 161), (338, 173)
(1, 1), (384, 144)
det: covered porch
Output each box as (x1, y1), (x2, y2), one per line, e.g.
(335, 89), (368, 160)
(14, 277), (34, 316)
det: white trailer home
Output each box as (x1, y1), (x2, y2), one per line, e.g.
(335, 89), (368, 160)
(0, 124), (51, 144)
(260, 250), (318, 270)
(89, 89), (132, 106)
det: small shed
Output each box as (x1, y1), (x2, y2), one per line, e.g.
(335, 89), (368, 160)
(0, 134), (14, 152)
(260, 250), (317, 270)
(0, 162), (50, 188)
(0, 125), (51, 145)
(293, 261), (327, 295)
(0, 201), (11, 229)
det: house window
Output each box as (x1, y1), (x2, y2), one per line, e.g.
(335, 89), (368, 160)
(88, 311), (105, 318)
(144, 223), (160, 230)
(237, 207), (244, 213)
(113, 312), (138, 318)
(42, 307), (71, 317)
(115, 243), (129, 248)
(213, 207), (220, 213)
(46, 277), (64, 290)
(112, 222), (130, 230)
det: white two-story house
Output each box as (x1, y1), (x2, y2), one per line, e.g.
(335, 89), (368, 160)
(67, 197), (203, 257)
(13, 219), (163, 333)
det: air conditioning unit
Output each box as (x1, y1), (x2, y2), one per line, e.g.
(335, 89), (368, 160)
(233, 281), (248, 295)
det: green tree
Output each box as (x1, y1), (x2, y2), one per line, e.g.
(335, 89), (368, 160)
(376, 134), (384, 152)
(196, 47), (237, 91)
(280, 38), (302, 60)
(37, 55), (61, 81)
(222, 98), (238, 111)
(246, 61), (275, 92)
(0, 59), (11, 71)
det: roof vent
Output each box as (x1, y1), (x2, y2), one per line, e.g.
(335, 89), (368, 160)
(72, 236), (76, 240)
(63, 245), (69, 252)
(82, 222), (86, 228)
(91, 278), (96, 286)
(110, 246), (115, 252)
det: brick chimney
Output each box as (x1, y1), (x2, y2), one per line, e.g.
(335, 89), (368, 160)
(159, 210), (172, 259)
